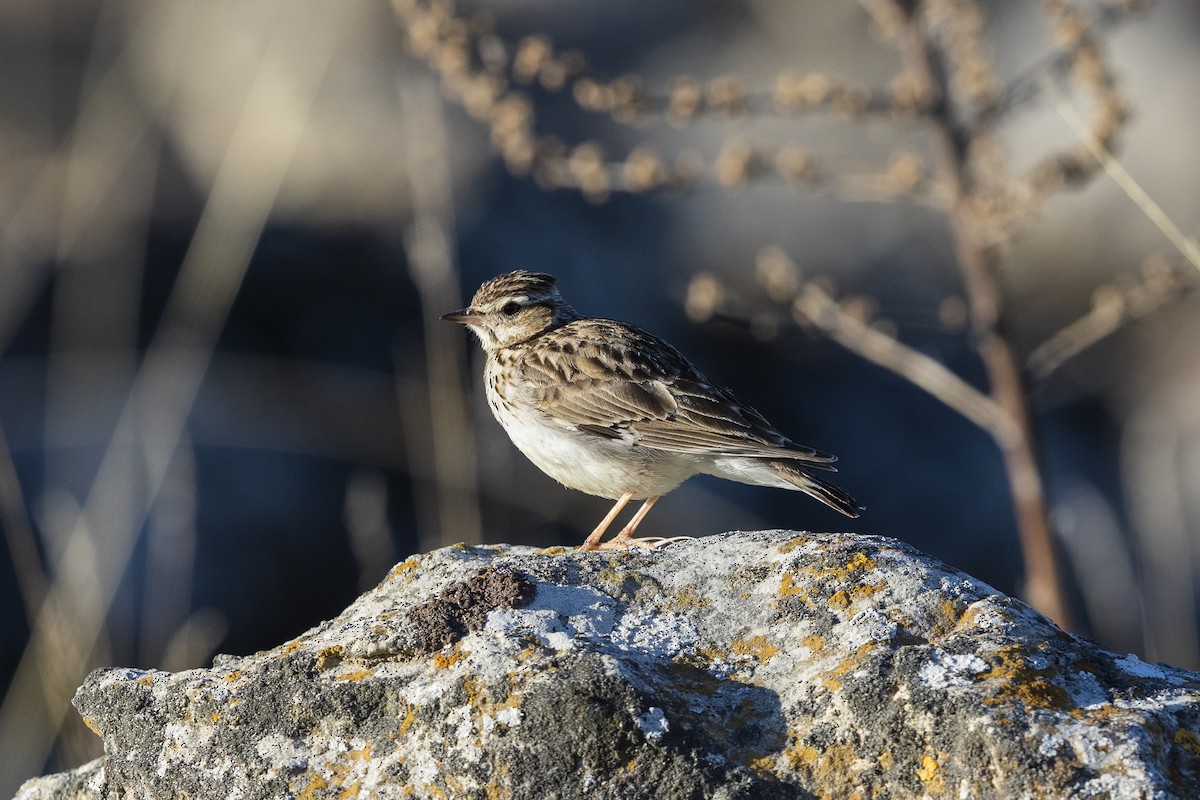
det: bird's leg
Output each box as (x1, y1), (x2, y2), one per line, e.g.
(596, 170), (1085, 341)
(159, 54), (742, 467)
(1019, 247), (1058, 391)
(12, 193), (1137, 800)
(579, 491), (634, 550)
(595, 496), (660, 550)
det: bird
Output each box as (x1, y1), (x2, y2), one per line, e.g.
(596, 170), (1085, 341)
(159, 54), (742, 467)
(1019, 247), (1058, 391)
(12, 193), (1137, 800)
(442, 270), (861, 550)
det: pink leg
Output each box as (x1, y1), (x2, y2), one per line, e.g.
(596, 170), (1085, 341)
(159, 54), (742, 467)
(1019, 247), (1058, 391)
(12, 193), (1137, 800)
(604, 496), (660, 548)
(579, 491), (634, 551)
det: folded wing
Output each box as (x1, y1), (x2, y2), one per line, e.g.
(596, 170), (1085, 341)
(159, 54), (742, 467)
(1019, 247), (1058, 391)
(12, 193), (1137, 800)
(524, 320), (838, 470)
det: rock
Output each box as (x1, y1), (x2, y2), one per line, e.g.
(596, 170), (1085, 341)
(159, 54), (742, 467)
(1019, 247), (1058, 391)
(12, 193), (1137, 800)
(16, 530), (1200, 799)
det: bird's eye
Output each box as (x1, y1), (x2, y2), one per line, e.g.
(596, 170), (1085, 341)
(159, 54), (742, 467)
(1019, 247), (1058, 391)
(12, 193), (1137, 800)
(501, 301), (521, 316)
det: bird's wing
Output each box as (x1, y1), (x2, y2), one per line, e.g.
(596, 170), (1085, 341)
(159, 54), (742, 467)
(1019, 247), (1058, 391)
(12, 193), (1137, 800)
(520, 319), (837, 468)
(629, 379), (837, 466)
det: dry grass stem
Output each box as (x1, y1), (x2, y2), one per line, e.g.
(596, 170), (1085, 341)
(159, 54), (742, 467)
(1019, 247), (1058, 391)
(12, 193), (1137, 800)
(0, 420), (48, 625)
(0, 7), (341, 783)
(398, 82), (483, 549)
(1040, 75), (1200, 274)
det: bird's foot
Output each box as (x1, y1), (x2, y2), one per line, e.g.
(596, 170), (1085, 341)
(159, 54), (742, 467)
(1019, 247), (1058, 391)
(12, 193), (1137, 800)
(580, 535), (695, 551)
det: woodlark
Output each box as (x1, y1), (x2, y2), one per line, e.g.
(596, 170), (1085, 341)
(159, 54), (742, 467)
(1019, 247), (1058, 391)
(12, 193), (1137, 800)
(443, 271), (861, 550)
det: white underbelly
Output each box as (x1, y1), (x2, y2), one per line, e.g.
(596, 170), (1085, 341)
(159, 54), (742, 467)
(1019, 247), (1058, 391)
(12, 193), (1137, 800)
(490, 401), (697, 499)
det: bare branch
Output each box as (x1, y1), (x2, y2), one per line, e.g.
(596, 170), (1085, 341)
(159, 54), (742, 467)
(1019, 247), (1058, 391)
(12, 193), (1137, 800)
(792, 280), (1019, 442)
(889, 0), (1072, 628)
(978, 0), (1147, 127)
(1029, 256), (1195, 379)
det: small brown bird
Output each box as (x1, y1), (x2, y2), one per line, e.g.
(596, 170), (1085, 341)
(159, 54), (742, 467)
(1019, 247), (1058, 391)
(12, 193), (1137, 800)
(443, 271), (861, 550)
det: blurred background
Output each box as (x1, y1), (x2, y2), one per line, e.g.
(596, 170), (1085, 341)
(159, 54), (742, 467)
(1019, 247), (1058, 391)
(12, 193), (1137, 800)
(2, 0), (1199, 792)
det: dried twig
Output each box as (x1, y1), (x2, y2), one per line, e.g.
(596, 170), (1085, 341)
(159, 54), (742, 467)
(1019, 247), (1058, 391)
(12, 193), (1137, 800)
(1029, 256), (1194, 378)
(886, 0), (1074, 628)
(792, 280), (1018, 442)
(1041, 75), (1200, 275)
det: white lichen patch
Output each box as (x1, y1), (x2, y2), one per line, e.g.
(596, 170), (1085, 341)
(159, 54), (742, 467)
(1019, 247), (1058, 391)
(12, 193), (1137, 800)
(156, 721), (218, 778)
(481, 707), (523, 735)
(963, 601), (1010, 631)
(839, 608), (897, 651)
(611, 609), (699, 659)
(1044, 720), (1161, 797)
(938, 575), (999, 600)
(1037, 730), (1067, 758)
(481, 582), (700, 665)
(402, 676), (450, 707)
(493, 707), (523, 727)
(1115, 653), (1185, 684)
(918, 651), (988, 689)
(634, 707), (669, 741)
(1066, 668), (1108, 707)
(447, 704), (482, 763)
(254, 734), (309, 775)
(483, 583), (617, 653)
(1112, 688), (1200, 713)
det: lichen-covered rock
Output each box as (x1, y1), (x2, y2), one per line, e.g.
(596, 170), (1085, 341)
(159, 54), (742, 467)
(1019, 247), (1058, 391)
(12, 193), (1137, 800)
(17, 531), (1200, 799)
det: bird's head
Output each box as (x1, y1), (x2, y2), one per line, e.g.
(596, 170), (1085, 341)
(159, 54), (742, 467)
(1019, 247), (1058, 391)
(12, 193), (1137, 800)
(441, 271), (577, 350)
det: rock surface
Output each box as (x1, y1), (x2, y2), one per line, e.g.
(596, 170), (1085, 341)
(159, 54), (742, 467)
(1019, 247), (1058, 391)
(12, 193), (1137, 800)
(17, 530), (1200, 799)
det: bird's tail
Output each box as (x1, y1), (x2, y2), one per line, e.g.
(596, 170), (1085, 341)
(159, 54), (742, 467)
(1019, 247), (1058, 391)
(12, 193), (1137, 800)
(769, 460), (863, 518)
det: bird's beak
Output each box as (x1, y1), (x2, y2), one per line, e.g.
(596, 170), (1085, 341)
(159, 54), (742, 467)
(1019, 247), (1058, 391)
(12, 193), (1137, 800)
(440, 308), (483, 325)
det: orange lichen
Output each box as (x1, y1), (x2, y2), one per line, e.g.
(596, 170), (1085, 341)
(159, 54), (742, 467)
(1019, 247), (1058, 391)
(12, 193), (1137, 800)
(82, 716), (101, 736)
(483, 763), (512, 800)
(671, 583), (711, 609)
(979, 644), (1072, 710)
(777, 537), (808, 554)
(748, 754), (778, 774)
(1068, 704), (1135, 724)
(391, 557), (419, 580)
(823, 643), (876, 691)
(398, 705), (417, 736)
(297, 774), (330, 800)
(779, 573), (806, 597)
(929, 599), (969, 638)
(912, 751), (949, 794)
(297, 745), (372, 800)
(781, 551), (880, 607)
(809, 551), (876, 582)
(780, 739), (870, 794)
(316, 646), (345, 670)
(784, 744), (820, 768)
(731, 635), (780, 662)
(695, 645), (729, 663)
(433, 649), (467, 670)
(802, 634), (825, 653)
(135, 674), (156, 687)
(223, 670), (242, 682)
(334, 668), (373, 683)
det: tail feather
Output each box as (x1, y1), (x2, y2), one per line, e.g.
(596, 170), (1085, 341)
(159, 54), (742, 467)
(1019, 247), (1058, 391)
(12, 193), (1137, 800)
(770, 460), (862, 518)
